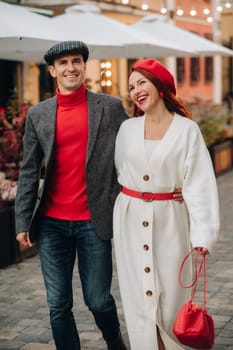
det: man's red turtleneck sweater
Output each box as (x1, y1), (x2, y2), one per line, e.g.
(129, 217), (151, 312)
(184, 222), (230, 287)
(42, 83), (91, 220)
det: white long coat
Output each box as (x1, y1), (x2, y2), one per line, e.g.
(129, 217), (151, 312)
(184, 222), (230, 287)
(113, 114), (220, 350)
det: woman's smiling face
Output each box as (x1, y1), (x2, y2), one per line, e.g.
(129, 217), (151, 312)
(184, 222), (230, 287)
(128, 71), (160, 113)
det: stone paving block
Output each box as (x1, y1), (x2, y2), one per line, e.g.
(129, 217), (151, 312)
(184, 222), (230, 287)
(0, 329), (21, 341)
(80, 331), (102, 341)
(22, 326), (50, 336)
(0, 340), (25, 349)
(215, 337), (233, 346)
(21, 343), (55, 350)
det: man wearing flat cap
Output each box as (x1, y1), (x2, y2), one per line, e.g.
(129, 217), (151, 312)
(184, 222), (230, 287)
(15, 40), (128, 350)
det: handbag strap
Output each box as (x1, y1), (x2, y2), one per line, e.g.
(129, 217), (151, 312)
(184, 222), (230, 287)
(178, 248), (207, 310)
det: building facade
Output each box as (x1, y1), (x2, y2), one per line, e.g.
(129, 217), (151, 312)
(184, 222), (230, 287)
(1, 0), (233, 110)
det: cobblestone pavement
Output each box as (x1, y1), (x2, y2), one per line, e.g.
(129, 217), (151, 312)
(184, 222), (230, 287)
(0, 170), (232, 350)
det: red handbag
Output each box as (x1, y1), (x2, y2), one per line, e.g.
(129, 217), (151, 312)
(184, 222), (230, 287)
(173, 248), (215, 349)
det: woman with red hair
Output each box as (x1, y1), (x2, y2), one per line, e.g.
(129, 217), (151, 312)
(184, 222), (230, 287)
(113, 59), (220, 350)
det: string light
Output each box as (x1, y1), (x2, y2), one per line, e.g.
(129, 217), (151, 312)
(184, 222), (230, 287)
(141, 1), (149, 11)
(160, 6), (167, 14)
(216, 5), (223, 11)
(225, 1), (232, 8)
(159, 1), (233, 22)
(176, 7), (184, 16)
(121, 0), (233, 16)
(203, 8), (210, 15)
(122, 1), (232, 17)
(207, 16), (214, 23)
(100, 61), (112, 93)
(189, 7), (197, 16)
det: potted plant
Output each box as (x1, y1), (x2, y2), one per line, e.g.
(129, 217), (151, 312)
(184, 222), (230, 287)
(0, 95), (32, 267)
(198, 113), (233, 176)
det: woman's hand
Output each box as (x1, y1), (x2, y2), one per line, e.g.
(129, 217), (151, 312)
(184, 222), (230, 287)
(195, 247), (209, 255)
(173, 187), (183, 203)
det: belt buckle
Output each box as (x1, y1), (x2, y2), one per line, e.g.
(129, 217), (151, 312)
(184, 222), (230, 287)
(142, 192), (154, 202)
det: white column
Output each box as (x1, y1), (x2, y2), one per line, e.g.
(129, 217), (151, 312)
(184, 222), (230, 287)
(164, 0), (177, 81)
(117, 58), (128, 104)
(23, 62), (40, 105)
(212, 0), (222, 104)
(86, 60), (101, 93)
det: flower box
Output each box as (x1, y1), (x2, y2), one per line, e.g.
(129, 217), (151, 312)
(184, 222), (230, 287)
(209, 140), (233, 176)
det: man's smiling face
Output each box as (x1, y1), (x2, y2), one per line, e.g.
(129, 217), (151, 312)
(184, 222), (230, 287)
(48, 54), (86, 94)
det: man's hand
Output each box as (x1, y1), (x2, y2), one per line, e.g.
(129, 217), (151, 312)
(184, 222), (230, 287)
(173, 187), (183, 203)
(16, 232), (34, 248)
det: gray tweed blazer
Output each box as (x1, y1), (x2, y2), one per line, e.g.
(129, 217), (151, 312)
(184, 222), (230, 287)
(15, 89), (128, 242)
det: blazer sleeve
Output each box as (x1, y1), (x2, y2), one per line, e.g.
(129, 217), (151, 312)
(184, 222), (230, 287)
(15, 108), (44, 234)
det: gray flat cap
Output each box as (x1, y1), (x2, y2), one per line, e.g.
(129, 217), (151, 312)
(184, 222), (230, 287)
(44, 40), (89, 65)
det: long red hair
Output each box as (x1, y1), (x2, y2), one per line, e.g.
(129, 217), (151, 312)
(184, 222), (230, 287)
(130, 68), (192, 119)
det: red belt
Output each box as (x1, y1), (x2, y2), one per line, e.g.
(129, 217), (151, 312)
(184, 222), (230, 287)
(121, 186), (175, 202)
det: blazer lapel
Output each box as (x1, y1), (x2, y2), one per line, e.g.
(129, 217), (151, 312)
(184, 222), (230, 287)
(86, 90), (104, 165)
(41, 97), (57, 162)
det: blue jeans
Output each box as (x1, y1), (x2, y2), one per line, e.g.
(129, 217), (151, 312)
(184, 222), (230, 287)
(38, 216), (120, 350)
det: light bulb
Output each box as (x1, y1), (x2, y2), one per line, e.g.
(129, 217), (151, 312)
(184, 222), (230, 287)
(141, 2), (149, 10)
(105, 71), (112, 77)
(190, 8), (197, 16)
(160, 7), (167, 14)
(176, 8), (184, 16)
(203, 8), (210, 15)
(225, 2), (232, 8)
(216, 5), (223, 11)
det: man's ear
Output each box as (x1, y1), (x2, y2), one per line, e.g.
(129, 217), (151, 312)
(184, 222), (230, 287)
(48, 65), (56, 78)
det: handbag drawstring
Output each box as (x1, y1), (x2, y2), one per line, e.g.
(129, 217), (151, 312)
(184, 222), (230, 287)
(178, 247), (207, 311)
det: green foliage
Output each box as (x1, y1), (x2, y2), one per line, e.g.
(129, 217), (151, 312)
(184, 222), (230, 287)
(198, 106), (229, 147)
(198, 115), (226, 147)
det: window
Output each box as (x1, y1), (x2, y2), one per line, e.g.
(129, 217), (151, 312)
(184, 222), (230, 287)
(203, 33), (213, 83)
(204, 57), (213, 82)
(190, 57), (200, 83)
(176, 58), (185, 84)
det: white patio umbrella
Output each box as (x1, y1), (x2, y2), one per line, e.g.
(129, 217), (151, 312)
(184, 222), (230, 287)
(131, 14), (233, 56)
(0, 2), (190, 62)
(0, 1), (60, 62)
(51, 4), (193, 59)
(0, 1), (126, 62)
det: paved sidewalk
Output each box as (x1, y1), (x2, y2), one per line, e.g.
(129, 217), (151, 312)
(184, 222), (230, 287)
(0, 170), (232, 350)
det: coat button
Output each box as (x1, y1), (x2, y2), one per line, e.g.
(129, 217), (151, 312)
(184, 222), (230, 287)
(143, 244), (149, 250)
(143, 175), (150, 181)
(144, 267), (150, 273)
(146, 290), (153, 296)
(142, 221), (149, 227)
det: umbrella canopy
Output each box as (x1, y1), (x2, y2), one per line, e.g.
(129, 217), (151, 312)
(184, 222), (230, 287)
(0, 1), (60, 62)
(51, 4), (193, 59)
(0, 2), (191, 62)
(131, 14), (233, 56)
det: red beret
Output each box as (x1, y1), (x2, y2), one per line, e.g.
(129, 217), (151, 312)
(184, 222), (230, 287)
(0, 107), (6, 113)
(132, 59), (176, 95)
